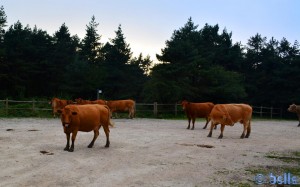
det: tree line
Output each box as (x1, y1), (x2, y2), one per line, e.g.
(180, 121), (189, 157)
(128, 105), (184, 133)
(0, 6), (299, 109)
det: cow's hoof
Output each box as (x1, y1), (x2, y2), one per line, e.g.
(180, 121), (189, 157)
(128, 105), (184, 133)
(203, 127), (207, 129)
(64, 147), (69, 151)
(105, 144), (110, 148)
(218, 135), (223, 139)
(240, 134), (245, 139)
(68, 149), (74, 152)
(207, 133), (212, 137)
(88, 144), (93, 148)
(298, 124), (300, 127)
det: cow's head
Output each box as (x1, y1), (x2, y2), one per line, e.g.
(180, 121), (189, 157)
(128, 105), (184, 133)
(288, 104), (297, 113)
(181, 100), (189, 110)
(57, 107), (77, 128)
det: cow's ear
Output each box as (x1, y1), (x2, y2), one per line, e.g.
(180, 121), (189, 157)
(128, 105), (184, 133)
(72, 112), (77, 115)
(57, 109), (62, 114)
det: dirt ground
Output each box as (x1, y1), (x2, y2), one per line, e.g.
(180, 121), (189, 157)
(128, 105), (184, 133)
(0, 118), (299, 187)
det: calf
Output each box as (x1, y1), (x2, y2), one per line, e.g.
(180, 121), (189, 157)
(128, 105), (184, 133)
(207, 104), (252, 139)
(57, 104), (113, 152)
(287, 104), (300, 127)
(181, 100), (214, 130)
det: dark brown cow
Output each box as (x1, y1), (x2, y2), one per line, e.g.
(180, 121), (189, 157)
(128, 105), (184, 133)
(57, 104), (113, 152)
(181, 100), (214, 130)
(106, 99), (135, 119)
(49, 97), (73, 117)
(287, 104), (300, 127)
(207, 104), (252, 139)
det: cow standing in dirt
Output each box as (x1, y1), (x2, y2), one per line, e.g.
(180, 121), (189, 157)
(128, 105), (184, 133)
(181, 100), (215, 130)
(57, 104), (113, 152)
(287, 104), (300, 127)
(106, 99), (135, 119)
(207, 104), (252, 139)
(49, 97), (73, 117)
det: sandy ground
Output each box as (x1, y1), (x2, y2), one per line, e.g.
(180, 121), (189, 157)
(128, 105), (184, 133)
(0, 118), (299, 187)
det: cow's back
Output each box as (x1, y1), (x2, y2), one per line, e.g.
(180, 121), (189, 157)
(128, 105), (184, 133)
(107, 99), (135, 111)
(186, 102), (214, 117)
(211, 104), (252, 125)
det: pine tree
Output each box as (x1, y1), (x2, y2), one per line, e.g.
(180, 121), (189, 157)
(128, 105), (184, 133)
(0, 6), (7, 97)
(80, 15), (102, 64)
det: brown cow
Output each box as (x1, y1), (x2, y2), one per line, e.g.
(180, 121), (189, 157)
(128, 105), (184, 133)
(75, 98), (106, 105)
(49, 97), (73, 117)
(75, 98), (92, 104)
(207, 104), (252, 139)
(287, 104), (300, 127)
(106, 99), (135, 119)
(181, 100), (215, 130)
(57, 104), (113, 152)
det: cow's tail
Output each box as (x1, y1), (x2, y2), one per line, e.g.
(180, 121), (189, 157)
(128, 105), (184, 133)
(104, 105), (114, 128)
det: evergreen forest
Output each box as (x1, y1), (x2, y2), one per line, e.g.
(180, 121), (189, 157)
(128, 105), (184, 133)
(0, 6), (300, 108)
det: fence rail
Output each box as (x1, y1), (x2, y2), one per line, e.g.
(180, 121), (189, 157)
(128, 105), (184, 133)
(0, 99), (287, 119)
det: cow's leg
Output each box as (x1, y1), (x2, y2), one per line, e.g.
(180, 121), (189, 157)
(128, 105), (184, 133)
(240, 124), (246, 139)
(298, 122), (300, 127)
(64, 133), (70, 151)
(218, 124), (225, 139)
(207, 122), (215, 137)
(187, 118), (191, 129)
(245, 121), (251, 138)
(203, 118), (208, 129)
(69, 131), (78, 152)
(102, 124), (110, 148)
(129, 108), (134, 119)
(88, 129), (99, 148)
(191, 118), (195, 130)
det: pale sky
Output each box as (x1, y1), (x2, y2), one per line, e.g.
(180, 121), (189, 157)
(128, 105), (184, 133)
(1, 0), (299, 62)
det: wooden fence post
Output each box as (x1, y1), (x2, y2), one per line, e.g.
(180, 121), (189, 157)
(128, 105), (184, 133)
(5, 98), (8, 116)
(260, 106), (263, 118)
(154, 102), (158, 117)
(32, 99), (35, 112)
(270, 106), (273, 119)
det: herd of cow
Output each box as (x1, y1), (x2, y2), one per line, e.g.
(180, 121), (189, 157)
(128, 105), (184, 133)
(50, 97), (300, 152)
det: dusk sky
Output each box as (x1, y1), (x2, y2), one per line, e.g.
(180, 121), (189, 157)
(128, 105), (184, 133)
(1, 0), (299, 62)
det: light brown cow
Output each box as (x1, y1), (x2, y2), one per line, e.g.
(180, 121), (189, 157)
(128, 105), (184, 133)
(106, 99), (135, 119)
(207, 104), (252, 139)
(181, 100), (215, 130)
(287, 104), (300, 127)
(49, 97), (73, 117)
(57, 104), (113, 152)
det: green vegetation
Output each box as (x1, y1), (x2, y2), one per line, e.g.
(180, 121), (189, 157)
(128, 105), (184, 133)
(0, 5), (300, 116)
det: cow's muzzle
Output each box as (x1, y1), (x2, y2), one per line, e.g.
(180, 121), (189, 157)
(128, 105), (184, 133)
(63, 123), (70, 128)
